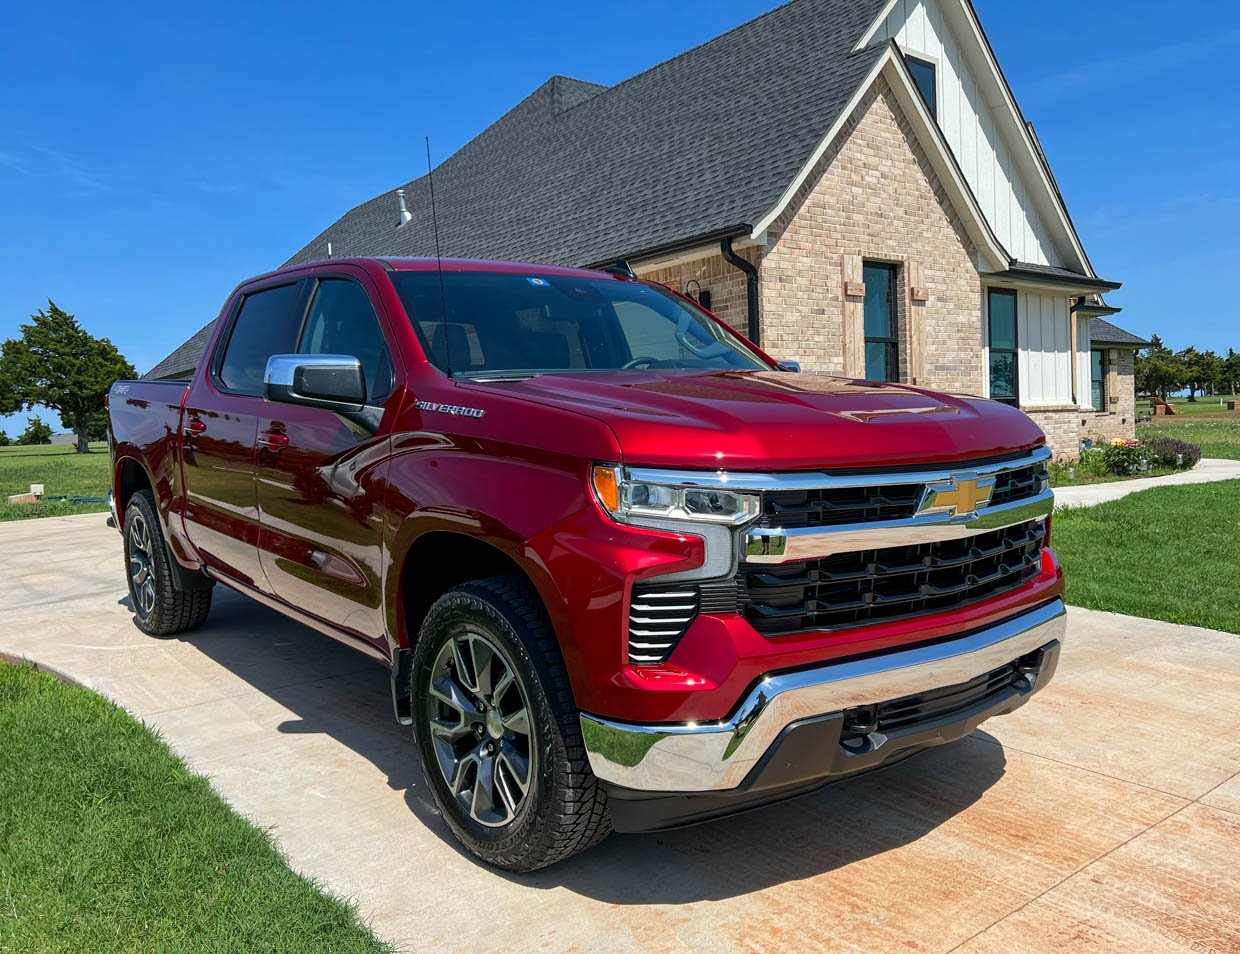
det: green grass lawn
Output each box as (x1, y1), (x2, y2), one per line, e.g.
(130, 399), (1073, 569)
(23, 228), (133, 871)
(1137, 416), (1240, 461)
(0, 442), (111, 521)
(0, 663), (389, 954)
(1136, 394), (1239, 417)
(1053, 480), (1240, 634)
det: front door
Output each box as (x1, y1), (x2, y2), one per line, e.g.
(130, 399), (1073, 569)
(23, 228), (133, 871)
(181, 280), (305, 591)
(255, 271), (397, 651)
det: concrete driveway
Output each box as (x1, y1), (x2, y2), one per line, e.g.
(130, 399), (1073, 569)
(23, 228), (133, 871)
(2, 514), (1237, 953)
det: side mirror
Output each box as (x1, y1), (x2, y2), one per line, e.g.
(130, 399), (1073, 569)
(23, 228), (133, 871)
(776, 360), (802, 373)
(265, 355), (366, 412)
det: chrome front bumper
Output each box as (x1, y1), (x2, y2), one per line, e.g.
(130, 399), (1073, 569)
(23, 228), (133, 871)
(581, 599), (1067, 793)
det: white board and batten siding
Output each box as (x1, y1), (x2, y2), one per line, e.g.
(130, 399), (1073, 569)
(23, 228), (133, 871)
(874, 0), (1061, 268)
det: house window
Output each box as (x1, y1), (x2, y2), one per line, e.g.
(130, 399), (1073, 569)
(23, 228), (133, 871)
(988, 288), (1018, 405)
(863, 262), (899, 382)
(1090, 350), (1106, 411)
(907, 55), (937, 118)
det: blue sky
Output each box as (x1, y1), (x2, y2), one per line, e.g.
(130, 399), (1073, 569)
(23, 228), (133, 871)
(2, 0), (1237, 433)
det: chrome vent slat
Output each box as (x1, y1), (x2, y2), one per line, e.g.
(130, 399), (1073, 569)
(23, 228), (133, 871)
(627, 583), (700, 665)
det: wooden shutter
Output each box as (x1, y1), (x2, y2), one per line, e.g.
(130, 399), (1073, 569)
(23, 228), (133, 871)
(907, 262), (928, 386)
(842, 254), (865, 377)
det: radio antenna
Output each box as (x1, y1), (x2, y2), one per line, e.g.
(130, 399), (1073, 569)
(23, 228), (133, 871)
(425, 136), (453, 376)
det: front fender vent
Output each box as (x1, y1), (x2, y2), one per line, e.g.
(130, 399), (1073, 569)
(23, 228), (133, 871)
(628, 584), (699, 665)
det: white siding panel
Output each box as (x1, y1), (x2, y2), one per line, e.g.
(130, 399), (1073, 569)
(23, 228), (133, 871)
(880, 0), (1060, 266)
(1013, 291), (1073, 407)
(1075, 316), (1092, 408)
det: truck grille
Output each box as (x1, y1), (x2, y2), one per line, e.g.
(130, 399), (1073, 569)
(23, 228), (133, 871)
(628, 584), (699, 664)
(738, 519), (1046, 636)
(758, 455), (1049, 531)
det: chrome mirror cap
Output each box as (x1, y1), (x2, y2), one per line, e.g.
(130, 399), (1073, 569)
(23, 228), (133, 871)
(264, 354), (366, 412)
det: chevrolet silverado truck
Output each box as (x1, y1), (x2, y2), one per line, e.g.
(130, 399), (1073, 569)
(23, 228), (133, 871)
(107, 256), (1064, 871)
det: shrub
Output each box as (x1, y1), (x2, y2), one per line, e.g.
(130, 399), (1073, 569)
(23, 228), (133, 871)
(1102, 439), (1152, 476)
(1146, 436), (1202, 470)
(0, 430), (9, 447)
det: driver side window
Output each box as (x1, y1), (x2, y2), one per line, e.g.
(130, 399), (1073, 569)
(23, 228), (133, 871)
(612, 301), (684, 362)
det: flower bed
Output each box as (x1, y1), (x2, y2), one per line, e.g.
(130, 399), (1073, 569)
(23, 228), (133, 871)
(1051, 436), (1203, 487)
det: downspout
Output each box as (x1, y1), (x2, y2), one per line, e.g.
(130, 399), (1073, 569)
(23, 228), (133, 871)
(720, 238), (760, 345)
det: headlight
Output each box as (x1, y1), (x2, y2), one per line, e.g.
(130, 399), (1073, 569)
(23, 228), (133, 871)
(591, 464), (760, 526)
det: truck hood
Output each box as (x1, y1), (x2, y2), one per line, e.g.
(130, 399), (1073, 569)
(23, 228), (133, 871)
(462, 370), (1045, 470)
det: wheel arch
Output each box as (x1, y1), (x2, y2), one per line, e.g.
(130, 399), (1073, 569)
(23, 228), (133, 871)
(387, 525), (572, 726)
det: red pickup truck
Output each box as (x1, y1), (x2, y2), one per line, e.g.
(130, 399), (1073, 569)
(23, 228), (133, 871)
(108, 256), (1064, 870)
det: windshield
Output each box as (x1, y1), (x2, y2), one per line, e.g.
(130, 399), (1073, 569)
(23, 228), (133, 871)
(389, 270), (768, 378)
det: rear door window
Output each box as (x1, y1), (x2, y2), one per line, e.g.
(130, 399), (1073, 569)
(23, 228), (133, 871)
(216, 283), (303, 395)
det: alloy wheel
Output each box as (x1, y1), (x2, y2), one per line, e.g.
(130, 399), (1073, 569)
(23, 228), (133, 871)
(128, 512), (157, 616)
(426, 632), (535, 828)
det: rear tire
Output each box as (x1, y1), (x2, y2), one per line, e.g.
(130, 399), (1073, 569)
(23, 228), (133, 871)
(412, 576), (611, 871)
(124, 490), (212, 636)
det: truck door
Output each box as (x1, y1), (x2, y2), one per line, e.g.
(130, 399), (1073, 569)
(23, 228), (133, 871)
(181, 280), (305, 592)
(254, 270), (396, 652)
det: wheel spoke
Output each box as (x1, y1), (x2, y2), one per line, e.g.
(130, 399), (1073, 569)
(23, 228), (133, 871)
(429, 673), (481, 720)
(491, 666), (515, 704)
(471, 752), (500, 820)
(498, 743), (531, 796)
(501, 708), (530, 737)
(449, 745), (482, 797)
(494, 760), (520, 816)
(468, 635), (497, 700)
(451, 639), (477, 694)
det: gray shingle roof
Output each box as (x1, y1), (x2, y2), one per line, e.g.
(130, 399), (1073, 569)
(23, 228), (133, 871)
(1090, 318), (1149, 348)
(284, 0), (890, 269)
(143, 319), (216, 380)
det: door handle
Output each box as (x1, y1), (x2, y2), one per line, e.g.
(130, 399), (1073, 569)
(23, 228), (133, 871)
(183, 417), (206, 438)
(258, 429), (289, 451)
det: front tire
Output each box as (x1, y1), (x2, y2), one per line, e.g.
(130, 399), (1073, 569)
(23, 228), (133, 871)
(412, 577), (611, 871)
(124, 490), (213, 636)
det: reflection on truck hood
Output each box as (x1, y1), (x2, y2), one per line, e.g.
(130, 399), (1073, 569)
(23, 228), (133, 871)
(465, 370), (1045, 470)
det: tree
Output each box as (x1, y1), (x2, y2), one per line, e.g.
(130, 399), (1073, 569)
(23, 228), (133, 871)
(1225, 349), (1240, 397)
(87, 409), (109, 443)
(16, 415), (53, 445)
(0, 301), (135, 453)
(1135, 335), (1185, 400)
(0, 430), (9, 447)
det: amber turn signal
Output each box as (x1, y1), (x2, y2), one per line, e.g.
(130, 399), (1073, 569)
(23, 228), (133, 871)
(591, 464), (621, 515)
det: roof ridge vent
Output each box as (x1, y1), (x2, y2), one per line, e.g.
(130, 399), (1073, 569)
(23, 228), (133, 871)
(396, 188), (413, 227)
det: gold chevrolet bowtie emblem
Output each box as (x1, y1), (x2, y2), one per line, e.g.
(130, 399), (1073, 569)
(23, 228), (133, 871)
(918, 475), (996, 520)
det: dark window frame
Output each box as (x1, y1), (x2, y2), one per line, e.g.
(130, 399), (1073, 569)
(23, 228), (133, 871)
(210, 273), (395, 405)
(987, 287), (1019, 406)
(863, 261), (900, 384)
(906, 54), (938, 118)
(297, 275), (395, 405)
(1090, 349), (1107, 412)
(210, 279), (308, 397)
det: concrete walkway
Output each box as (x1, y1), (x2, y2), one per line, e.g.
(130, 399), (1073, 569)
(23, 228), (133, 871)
(1054, 456), (1240, 508)
(2, 513), (1238, 953)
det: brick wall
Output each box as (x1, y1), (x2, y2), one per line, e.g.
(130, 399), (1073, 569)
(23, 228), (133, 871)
(1081, 348), (1138, 444)
(636, 249), (755, 337)
(759, 77), (983, 393)
(1024, 407), (1081, 460)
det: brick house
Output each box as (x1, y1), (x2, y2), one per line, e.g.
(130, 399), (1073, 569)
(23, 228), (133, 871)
(149, 0), (1144, 457)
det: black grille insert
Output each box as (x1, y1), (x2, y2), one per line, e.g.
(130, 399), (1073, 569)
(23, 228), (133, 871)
(841, 652), (1041, 746)
(739, 519), (1046, 636)
(757, 484), (923, 529)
